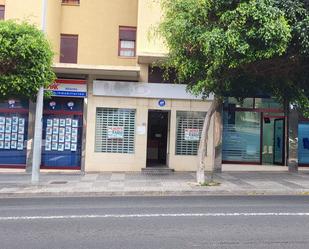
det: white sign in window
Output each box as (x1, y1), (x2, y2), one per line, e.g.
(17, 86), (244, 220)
(176, 111), (206, 156)
(107, 126), (124, 139)
(184, 128), (200, 141)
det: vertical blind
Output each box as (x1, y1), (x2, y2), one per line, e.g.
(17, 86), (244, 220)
(95, 108), (135, 154)
(222, 111), (261, 162)
(176, 111), (206, 156)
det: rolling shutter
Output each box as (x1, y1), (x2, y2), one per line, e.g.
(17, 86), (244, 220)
(95, 108), (135, 154)
(176, 111), (206, 155)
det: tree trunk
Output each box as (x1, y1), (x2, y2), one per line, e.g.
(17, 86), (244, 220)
(210, 101), (223, 181)
(197, 98), (220, 184)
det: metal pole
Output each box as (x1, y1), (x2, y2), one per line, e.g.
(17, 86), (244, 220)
(31, 0), (48, 184)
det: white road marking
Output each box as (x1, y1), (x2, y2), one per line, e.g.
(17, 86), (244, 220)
(0, 213), (309, 221)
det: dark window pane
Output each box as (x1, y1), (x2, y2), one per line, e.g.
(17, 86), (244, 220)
(60, 34), (78, 63)
(119, 29), (136, 41)
(62, 0), (80, 4)
(148, 66), (177, 84)
(0, 5), (5, 20)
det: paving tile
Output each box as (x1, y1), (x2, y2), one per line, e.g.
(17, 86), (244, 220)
(81, 174), (98, 182)
(96, 173), (112, 181)
(110, 173), (125, 181)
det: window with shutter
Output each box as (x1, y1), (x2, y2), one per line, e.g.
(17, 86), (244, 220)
(95, 108), (136, 154)
(0, 5), (5, 20)
(119, 27), (136, 57)
(60, 34), (78, 63)
(176, 111), (206, 156)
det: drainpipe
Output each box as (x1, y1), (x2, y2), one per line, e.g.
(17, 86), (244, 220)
(31, 0), (48, 184)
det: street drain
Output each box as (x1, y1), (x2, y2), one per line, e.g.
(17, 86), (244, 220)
(50, 181), (68, 185)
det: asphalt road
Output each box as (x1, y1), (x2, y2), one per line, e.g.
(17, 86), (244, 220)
(0, 196), (309, 249)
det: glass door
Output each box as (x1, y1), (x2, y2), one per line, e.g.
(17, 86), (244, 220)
(273, 118), (285, 165)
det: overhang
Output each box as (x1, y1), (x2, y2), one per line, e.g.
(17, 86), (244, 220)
(137, 52), (168, 64)
(53, 63), (140, 80)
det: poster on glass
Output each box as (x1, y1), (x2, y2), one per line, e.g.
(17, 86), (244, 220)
(53, 118), (59, 127)
(12, 124), (18, 133)
(52, 134), (58, 142)
(47, 119), (53, 127)
(18, 126), (24, 134)
(72, 128), (78, 136)
(5, 133), (11, 141)
(72, 119), (78, 128)
(65, 134), (71, 142)
(18, 118), (25, 126)
(5, 117), (12, 125)
(65, 126), (71, 134)
(17, 142), (24, 150)
(65, 141), (71, 150)
(59, 119), (66, 127)
(59, 135), (65, 143)
(46, 134), (52, 142)
(71, 143), (77, 152)
(66, 118), (72, 126)
(11, 133), (17, 140)
(51, 143), (58, 151)
(59, 127), (65, 136)
(4, 141), (10, 149)
(45, 142), (51, 151)
(5, 124), (11, 133)
(58, 143), (64, 151)
(46, 127), (52, 135)
(71, 134), (77, 143)
(18, 134), (24, 142)
(12, 117), (18, 125)
(11, 141), (17, 149)
(52, 126), (59, 135)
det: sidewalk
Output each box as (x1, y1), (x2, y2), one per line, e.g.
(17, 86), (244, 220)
(1, 170), (309, 197)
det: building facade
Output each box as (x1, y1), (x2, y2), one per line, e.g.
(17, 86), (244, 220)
(0, 0), (307, 172)
(0, 0), (215, 172)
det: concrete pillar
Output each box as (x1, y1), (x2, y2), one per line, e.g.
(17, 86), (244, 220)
(288, 107), (299, 172)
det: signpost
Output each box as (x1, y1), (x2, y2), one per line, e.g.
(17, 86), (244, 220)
(31, 0), (48, 184)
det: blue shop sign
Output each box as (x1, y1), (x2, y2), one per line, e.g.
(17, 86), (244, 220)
(158, 99), (166, 107)
(52, 91), (87, 97)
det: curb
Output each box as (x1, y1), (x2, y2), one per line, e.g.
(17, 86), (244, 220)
(1, 190), (309, 198)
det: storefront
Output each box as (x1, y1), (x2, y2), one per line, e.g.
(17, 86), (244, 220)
(222, 97), (286, 165)
(0, 99), (29, 168)
(41, 79), (87, 170)
(84, 80), (213, 172)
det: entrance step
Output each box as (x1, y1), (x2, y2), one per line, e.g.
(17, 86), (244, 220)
(142, 167), (175, 175)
